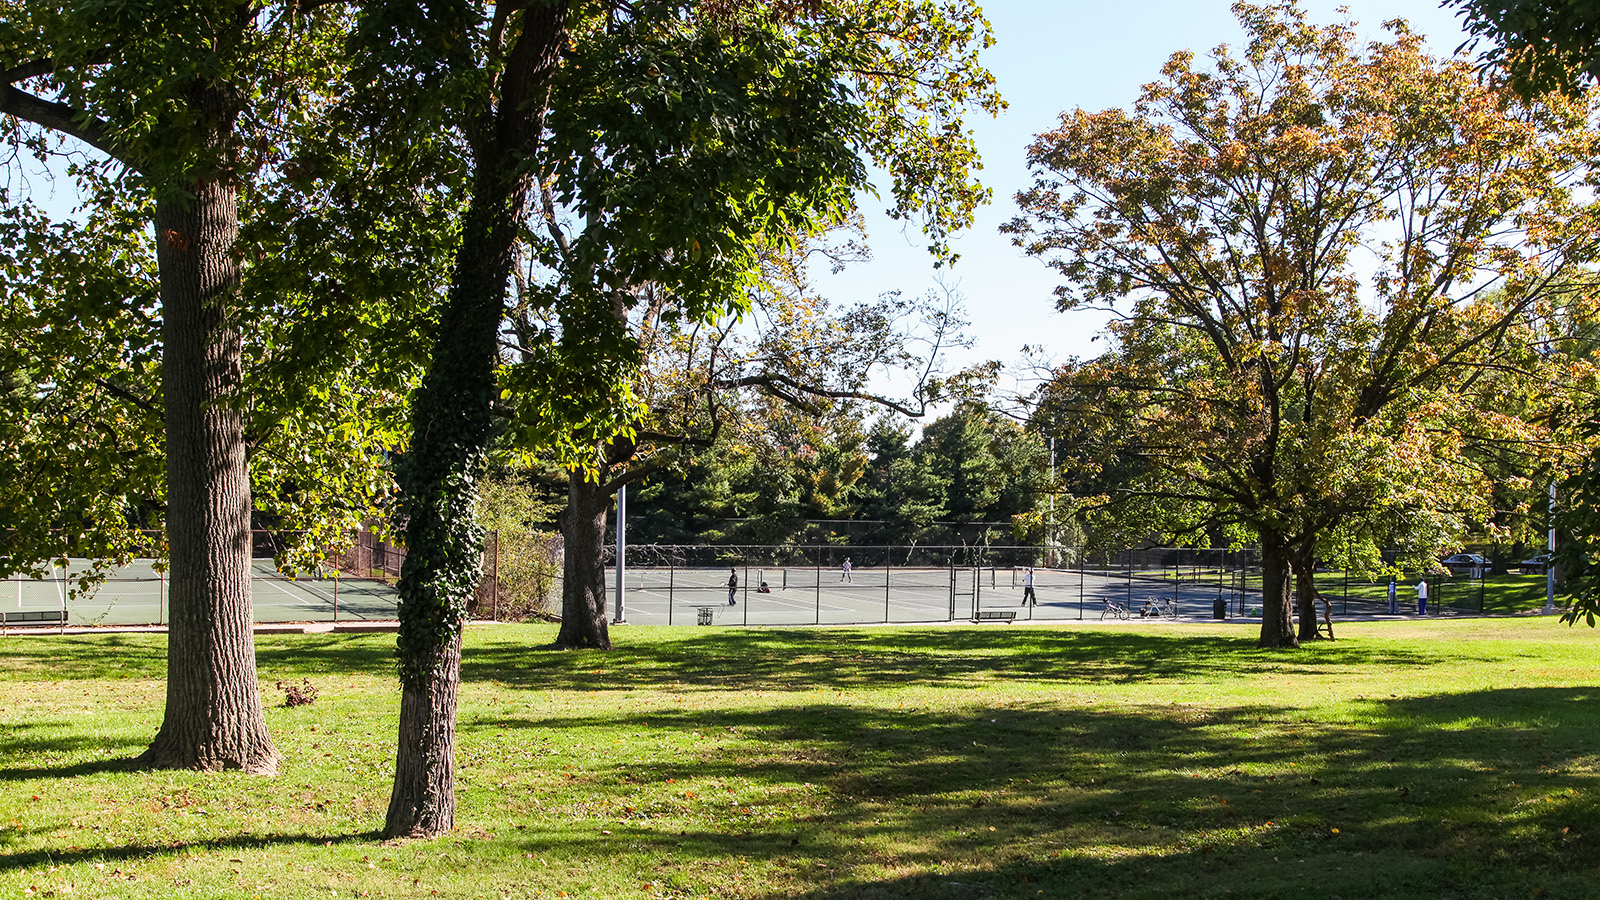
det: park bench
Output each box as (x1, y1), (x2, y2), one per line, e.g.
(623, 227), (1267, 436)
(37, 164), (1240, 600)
(1, 608), (67, 627)
(973, 609), (1016, 623)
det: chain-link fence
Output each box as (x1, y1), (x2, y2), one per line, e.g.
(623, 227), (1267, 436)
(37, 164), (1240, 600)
(1, 528), (561, 630)
(2, 534), (1533, 631)
(604, 544), (1262, 626)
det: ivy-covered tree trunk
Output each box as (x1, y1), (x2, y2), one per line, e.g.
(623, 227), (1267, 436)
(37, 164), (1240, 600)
(384, 2), (569, 839)
(557, 470), (613, 649)
(385, 191), (518, 836)
(138, 158), (279, 773)
(1258, 531), (1299, 649)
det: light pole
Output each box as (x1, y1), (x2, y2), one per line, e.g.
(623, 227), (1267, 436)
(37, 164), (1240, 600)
(1046, 436), (1056, 567)
(1546, 481), (1556, 615)
(614, 482), (627, 624)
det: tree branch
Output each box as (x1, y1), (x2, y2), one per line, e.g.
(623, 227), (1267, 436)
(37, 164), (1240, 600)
(712, 372), (927, 418)
(0, 77), (130, 168)
(93, 377), (158, 414)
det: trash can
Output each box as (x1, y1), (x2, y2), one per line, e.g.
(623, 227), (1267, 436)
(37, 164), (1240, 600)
(697, 607), (714, 626)
(1212, 595), (1226, 620)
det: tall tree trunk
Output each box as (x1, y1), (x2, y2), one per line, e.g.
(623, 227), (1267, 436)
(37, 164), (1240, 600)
(385, 189), (512, 836)
(385, 2), (569, 839)
(1293, 540), (1324, 642)
(139, 180), (279, 774)
(386, 627), (463, 836)
(1257, 531), (1299, 649)
(557, 470), (612, 649)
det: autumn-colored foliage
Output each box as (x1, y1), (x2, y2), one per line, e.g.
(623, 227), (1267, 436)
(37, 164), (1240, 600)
(1007, 1), (1598, 648)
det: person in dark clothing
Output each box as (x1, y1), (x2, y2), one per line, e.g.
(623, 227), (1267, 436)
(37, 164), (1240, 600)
(728, 567), (739, 605)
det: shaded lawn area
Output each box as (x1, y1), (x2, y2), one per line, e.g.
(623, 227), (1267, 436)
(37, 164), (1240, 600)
(2, 619), (1599, 899)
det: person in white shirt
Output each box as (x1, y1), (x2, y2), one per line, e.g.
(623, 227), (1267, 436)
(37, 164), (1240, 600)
(1416, 577), (1428, 614)
(1020, 568), (1037, 607)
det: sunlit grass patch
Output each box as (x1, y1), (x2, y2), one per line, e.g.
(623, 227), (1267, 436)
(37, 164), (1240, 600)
(2, 618), (1599, 898)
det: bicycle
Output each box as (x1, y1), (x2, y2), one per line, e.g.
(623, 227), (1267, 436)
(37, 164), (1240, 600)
(1101, 598), (1131, 620)
(1136, 596), (1180, 619)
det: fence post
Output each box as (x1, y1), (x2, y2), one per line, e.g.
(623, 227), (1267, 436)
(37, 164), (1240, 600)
(1175, 554), (1183, 614)
(884, 562), (891, 623)
(1214, 549), (1224, 618)
(492, 529), (500, 621)
(668, 564), (674, 625)
(814, 560), (820, 625)
(948, 566), (955, 621)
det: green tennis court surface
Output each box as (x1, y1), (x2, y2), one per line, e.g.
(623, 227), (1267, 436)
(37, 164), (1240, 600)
(606, 565), (1250, 625)
(4, 558), (398, 627)
(5, 560), (1494, 630)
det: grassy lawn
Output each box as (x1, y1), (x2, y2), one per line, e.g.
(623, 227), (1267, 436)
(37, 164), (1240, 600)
(3, 619), (1599, 899)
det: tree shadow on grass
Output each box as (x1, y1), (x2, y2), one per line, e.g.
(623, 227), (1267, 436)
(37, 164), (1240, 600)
(0, 830), (376, 871)
(0, 723), (147, 782)
(485, 686), (1600, 900)
(0, 634), (169, 681)
(253, 633), (396, 677)
(0, 757), (146, 782)
(0, 633), (397, 682)
(463, 627), (1451, 693)
(0, 733), (148, 781)
(2, 625), (1507, 689)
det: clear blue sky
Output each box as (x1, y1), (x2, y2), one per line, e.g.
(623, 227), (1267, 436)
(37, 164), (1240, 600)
(813, 0), (1475, 380)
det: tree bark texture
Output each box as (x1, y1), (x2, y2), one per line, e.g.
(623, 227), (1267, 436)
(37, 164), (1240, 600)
(556, 470), (613, 649)
(385, 629), (463, 837)
(385, 2), (569, 839)
(1292, 542), (1324, 642)
(140, 181), (279, 775)
(1257, 532), (1299, 649)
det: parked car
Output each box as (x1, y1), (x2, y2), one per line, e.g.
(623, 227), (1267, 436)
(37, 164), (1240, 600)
(1440, 553), (1491, 575)
(1519, 554), (1553, 575)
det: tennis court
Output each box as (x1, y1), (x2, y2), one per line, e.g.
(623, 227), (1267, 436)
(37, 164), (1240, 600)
(3, 558), (399, 628)
(3, 552), (1497, 632)
(607, 564), (1247, 626)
